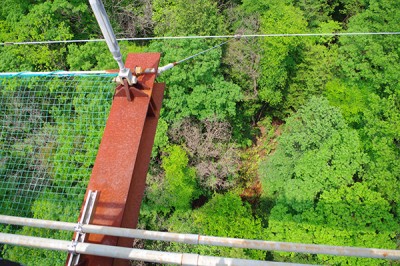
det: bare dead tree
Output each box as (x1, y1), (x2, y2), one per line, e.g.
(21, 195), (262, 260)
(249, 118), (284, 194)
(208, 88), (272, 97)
(169, 118), (239, 191)
(223, 13), (261, 99)
(103, 0), (155, 38)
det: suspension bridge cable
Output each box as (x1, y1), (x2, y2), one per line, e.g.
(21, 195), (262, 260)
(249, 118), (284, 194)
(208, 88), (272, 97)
(1, 31), (399, 46)
(1, 31), (398, 76)
(157, 39), (233, 74)
(0, 40), (231, 76)
(157, 37), (234, 75)
(176, 39), (231, 64)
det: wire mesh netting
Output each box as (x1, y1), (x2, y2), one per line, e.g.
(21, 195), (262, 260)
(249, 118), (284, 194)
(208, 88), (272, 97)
(0, 74), (115, 221)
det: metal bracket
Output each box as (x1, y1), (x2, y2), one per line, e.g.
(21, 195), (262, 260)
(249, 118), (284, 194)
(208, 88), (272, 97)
(113, 66), (154, 101)
(122, 79), (133, 102)
(67, 190), (99, 266)
(74, 223), (83, 234)
(67, 240), (78, 255)
(114, 72), (138, 86)
(114, 66), (155, 87)
(115, 74), (150, 101)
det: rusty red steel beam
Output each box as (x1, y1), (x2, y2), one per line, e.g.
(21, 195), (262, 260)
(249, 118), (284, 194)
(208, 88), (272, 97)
(68, 53), (164, 266)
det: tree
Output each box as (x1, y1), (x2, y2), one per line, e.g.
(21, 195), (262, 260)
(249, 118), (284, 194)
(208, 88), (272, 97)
(151, 117), (169, 158)
(0, 0), (96, 72)
(338, 0), (400, 97)
(292, 0), (338, 28)
(240, 1), (342, 117)
(169, 118), (240, 191)
(102, 0), (154, 38)
(150, 0), (242, 122)
(325, 0), (400, 220)
(152, 0), (225, 37)
(260, 96), (366, 212)
(167, 192), (266, 260)
(260, 98), (397, 265)
(144, 145), (198, 212)
(267, 184), (397, 265)
(358, 94), (400, 216)
(257, 2), (308, 109)
(148, 38), (242, 122)
(325, 79), (367, 126)
(285, 42), (339, 113)
(67, 41), (144, 71)
(325, 79), (400, 218)
(222, 6), (263, 129)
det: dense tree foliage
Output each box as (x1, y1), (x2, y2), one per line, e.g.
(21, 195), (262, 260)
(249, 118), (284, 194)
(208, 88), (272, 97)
(260, 97), (397, 264)
(167, 192), (266, 260)
(260, 97), (366, 211)
(0, 0), (399, 265)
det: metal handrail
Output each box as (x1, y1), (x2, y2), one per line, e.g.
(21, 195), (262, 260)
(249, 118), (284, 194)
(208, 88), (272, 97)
(0, 215), (399, 260)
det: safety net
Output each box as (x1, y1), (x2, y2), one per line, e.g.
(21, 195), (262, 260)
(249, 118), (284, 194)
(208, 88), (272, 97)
(0, 74), (115, 220)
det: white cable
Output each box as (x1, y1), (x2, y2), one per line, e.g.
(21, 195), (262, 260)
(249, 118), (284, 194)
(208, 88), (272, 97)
(157, 39), (231, 75)
(176, 40), (230, 64)
(1, 32), (399, 46)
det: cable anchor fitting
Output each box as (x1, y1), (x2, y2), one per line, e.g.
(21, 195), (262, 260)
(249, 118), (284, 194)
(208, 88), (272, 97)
(115, 68), (137, 86)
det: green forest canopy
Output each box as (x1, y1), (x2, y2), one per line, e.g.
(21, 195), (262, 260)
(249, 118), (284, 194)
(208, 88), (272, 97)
(0, 0), (399, 265)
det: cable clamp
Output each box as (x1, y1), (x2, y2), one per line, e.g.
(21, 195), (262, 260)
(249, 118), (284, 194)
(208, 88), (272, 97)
(74, 222), (83, 234)
(234, 34), (242, 39)
(68, 240), (78, 255)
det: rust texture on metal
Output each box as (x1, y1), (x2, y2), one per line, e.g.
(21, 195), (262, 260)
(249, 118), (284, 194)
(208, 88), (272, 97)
(113, 84), (165, 266)
(74, 53), (164, 266)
